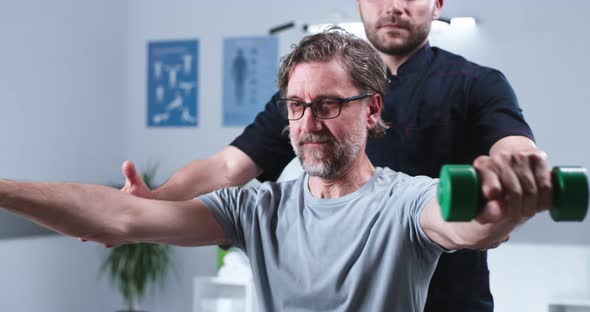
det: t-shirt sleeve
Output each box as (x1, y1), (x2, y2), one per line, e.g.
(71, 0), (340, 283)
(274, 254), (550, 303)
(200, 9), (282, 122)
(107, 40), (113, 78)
(404, 176), (444, 259)
(197, 186), (259, 251)
(230, 92), (295, 182)
(468, 69), (535, 155)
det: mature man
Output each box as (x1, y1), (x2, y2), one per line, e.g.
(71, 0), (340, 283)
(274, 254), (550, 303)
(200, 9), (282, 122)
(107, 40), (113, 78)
(122, 0), (542, 310)
(2, 30), (550, 312)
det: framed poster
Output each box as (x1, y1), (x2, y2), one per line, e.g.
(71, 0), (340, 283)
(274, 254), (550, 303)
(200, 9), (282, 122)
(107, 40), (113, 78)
(147, 40), (199, 127)
(223, 36), (278, 126)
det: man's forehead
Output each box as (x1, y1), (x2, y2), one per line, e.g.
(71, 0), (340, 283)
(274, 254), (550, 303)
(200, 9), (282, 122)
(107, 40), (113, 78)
(290, 60), (344, 73)
(286, 60), (354, 98)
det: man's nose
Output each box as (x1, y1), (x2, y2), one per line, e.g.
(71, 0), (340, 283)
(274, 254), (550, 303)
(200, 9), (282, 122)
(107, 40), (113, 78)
(385, 0), (405, 15)
(299, 107), (323, 133)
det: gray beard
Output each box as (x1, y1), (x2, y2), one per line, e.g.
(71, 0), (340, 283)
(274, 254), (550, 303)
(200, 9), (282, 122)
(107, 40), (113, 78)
(292, 129), (366, 179)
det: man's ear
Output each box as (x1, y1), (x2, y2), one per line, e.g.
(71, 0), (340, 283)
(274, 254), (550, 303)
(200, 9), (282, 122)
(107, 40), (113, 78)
(366, 93), (383, 129)
(432, 0), (444, 20)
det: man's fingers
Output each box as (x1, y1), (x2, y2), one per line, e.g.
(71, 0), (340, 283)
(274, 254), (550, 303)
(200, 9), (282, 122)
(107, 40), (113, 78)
(511, 153), (538, 218)
(474, 153), (548, 222)
(493, 154), (523, 218)
(473, 156), (503, 202)
(531, 154), (552, 213)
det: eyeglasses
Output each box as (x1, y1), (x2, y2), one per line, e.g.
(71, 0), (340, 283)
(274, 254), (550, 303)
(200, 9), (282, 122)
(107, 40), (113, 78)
(276, 93), (373, 121)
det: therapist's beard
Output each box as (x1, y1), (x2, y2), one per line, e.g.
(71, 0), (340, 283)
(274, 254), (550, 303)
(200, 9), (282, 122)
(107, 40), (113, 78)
(291, 128), (367, 179)
(364, 14), (431, 56)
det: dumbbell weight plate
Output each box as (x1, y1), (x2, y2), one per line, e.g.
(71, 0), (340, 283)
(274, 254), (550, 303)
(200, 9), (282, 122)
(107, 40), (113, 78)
(438, 165), (479, 221)
(550, 166), (589, 221)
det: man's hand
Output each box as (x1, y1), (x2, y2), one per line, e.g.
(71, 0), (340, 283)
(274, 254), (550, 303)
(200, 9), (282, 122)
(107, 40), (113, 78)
(473, 150), (553, 225)
(121, 160), (154, 199)
(422, 148), (554, 251)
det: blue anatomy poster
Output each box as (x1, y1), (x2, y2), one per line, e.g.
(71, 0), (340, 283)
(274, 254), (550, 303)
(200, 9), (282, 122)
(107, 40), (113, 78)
(223, 36), (278, 126)
(147, 40), (199, 127)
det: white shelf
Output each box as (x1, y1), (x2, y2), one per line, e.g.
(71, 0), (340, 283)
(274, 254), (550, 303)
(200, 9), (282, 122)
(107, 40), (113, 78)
(193, 276), (257, 312)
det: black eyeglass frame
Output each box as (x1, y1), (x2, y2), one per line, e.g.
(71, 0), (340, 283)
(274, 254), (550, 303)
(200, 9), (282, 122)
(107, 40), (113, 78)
(277, 93), (373, 121)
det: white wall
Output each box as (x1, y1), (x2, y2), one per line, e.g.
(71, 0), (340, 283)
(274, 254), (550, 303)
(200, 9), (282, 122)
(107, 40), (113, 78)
(0, 0), (128, 311)
(0, 0), (129, 238)
(0, 236), (118, 312)
(0, 0), (127, 183)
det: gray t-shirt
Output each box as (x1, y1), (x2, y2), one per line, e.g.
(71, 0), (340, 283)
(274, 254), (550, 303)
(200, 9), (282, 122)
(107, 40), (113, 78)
(198, 167), (443, 312)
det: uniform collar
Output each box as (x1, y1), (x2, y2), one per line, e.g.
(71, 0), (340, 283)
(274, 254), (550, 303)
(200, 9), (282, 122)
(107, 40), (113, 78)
(388, 41), (433, 77)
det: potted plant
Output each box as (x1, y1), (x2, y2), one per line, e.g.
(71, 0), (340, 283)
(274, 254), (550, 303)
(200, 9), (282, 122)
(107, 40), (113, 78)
(102, 164), (172, 312)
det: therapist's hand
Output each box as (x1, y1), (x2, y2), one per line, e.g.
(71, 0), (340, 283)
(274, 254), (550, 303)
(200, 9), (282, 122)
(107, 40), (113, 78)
(120, 160), (154, 199)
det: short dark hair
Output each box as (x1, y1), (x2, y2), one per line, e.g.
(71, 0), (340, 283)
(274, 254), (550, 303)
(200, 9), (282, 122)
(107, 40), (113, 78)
(277, 27), (389, 137)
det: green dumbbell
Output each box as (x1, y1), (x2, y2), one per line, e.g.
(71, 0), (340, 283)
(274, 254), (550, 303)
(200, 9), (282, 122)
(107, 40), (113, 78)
(437, 165), (589, 222)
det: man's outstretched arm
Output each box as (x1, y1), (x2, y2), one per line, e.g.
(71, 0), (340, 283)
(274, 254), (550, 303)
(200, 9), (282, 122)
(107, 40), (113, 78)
(0, 179), (228, 247)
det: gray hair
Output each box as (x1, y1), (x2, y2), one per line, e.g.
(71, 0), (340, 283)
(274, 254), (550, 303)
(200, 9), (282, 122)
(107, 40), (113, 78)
(277, 27), (389, 138)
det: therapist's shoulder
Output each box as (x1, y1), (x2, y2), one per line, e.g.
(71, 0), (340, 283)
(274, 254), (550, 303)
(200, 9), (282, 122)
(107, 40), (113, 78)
(431, 47), (502, 76)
